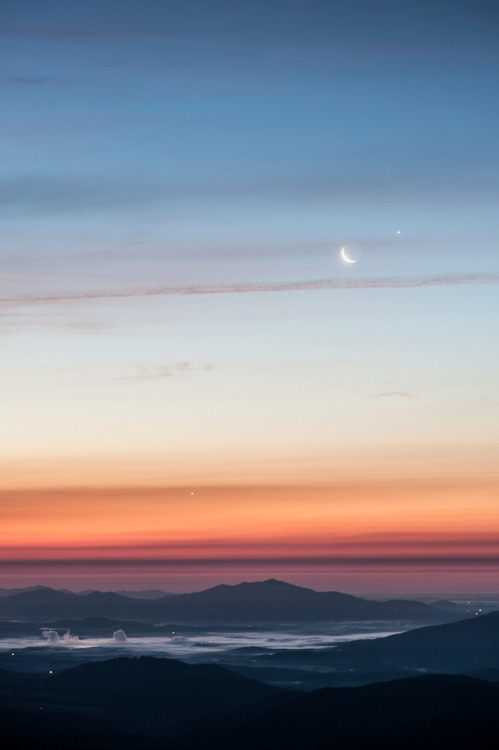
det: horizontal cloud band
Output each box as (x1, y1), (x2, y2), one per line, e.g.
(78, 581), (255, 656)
(2, 272), (499, 305)
(1, 556), (499, 568)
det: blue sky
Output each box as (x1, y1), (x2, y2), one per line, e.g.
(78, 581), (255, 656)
(3, 0), (498, 296)
(2, 0), (498, 441)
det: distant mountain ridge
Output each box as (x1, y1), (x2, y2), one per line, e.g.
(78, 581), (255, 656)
(0, 586), (171, 600)
(114, 589), (172, 599)
(0, 585), (54, 598)
(0, 579), (464, 624)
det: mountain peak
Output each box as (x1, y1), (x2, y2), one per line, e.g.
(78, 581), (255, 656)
(239, 579), (306, 590)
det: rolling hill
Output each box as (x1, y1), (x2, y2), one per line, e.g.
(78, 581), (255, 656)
(1, 656), (499, 749)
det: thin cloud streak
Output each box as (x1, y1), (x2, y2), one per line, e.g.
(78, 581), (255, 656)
(375, 392), (415, 400)
(4, 536), (498, 555)
(2, 556), (499, 569)
(2, 272), (499, 307)
(1, 75), (66, 86)
(117, 363), (213, 383)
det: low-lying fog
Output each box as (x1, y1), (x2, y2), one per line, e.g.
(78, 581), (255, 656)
(1, 622), (405, 658)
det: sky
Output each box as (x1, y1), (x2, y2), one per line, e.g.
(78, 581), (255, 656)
(1, 0), (498, 595)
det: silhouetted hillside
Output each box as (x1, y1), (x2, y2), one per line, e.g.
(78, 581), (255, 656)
(1, 658), (499, 749)
(0, 655), (287, 748)
(50, 655), (282, 729)
(215, 674), (499, 750)
(337, 610), (499, 672)
(210, 610), (499, 690)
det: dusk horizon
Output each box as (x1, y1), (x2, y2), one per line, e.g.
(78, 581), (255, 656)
(3, 474), (499, 595)
(3, 0), (499, 604)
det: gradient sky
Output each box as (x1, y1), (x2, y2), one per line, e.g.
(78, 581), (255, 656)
(2, 0), (499, 594)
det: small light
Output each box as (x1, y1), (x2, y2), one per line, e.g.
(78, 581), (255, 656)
(11, 652), (15, 656)
(49, 670), (53, 674)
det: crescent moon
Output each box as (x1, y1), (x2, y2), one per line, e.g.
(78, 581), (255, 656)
(341, 247), (357, 264)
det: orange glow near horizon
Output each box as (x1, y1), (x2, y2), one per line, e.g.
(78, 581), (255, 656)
(2, 477), (499, 594)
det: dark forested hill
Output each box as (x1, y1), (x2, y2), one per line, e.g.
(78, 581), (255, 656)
(1, 657), (499, 749)
(335, 610), (499, 672)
